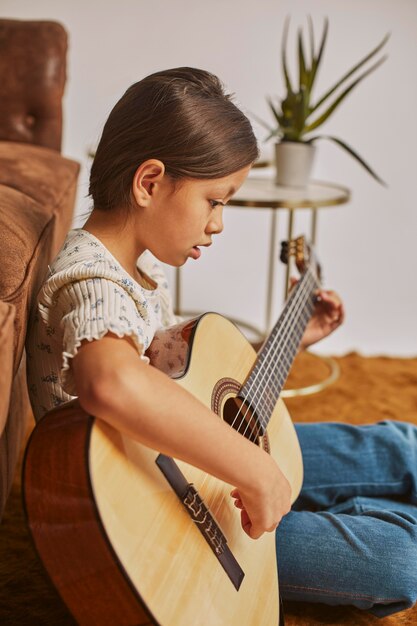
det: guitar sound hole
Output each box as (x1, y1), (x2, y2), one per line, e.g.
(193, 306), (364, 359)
(222, 396), (264, 443)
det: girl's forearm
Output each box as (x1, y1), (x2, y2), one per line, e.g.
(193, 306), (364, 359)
(73, 336), (277, 496)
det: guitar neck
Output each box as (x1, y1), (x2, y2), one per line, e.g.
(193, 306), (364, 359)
(241, 267), (320, 421)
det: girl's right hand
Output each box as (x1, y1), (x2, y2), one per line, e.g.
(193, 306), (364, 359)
(230, 459), (292, 539)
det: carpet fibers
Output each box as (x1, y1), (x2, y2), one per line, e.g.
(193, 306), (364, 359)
(1, 352), (417, 625)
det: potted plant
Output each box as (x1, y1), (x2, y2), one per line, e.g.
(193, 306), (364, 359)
(257, 18), (388, 187)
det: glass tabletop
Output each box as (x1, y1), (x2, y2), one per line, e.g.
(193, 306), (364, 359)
(228, 177), (351, 209)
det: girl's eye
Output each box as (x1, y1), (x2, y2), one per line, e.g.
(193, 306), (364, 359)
(209, 200), (224, 209)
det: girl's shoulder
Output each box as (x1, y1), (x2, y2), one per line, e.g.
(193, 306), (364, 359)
(36, 230), (177, 334)
(40, 230), (172, 312)
(39, 229), (139, 311)
(50, 229), (119, 275)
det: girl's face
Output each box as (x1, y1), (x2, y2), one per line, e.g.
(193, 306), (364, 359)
(144, 165), (251, 267)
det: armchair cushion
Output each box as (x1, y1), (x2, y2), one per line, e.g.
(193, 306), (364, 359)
(0, 141), (80, 373)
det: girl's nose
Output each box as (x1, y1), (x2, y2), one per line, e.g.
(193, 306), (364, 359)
(206, 205), (224, 235)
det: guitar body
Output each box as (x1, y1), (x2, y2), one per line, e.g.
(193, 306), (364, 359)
(24, 313), (303, 626)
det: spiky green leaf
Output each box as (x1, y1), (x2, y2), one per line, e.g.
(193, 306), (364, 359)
(311, 33), (389, 113)
(303, 56), (387, 134)
(307, 15), (315, 66)
(266, 97), (283, 127)
(309, 18), (328, 95)
(298, 28), (308, 90)
(311, 134), (386, 185)
(265, 129), (282, 141)
(281, 16), (294, 95)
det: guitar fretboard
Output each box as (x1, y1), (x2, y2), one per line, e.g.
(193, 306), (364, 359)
(240, 268), (319, 431)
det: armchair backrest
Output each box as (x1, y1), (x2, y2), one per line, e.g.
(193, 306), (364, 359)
(0, 19), (67, 151)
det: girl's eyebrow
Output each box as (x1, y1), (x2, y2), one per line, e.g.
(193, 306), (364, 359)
(212, 185), (236, 200)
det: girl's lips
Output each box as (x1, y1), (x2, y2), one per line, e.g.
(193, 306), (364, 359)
(190, 246), (201, 260)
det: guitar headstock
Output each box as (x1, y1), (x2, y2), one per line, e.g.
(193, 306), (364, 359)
(280, 236), (322, 280)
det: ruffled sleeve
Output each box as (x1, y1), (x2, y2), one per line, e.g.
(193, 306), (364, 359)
(58, 278), (149, 395)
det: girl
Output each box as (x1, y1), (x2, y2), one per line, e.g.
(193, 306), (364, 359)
(27, 67), (416, 618)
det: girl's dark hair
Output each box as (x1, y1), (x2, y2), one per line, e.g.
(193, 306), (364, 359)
(89, 67), (259, 211)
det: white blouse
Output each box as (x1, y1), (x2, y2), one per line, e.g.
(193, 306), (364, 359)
(26, 229), (177, 421)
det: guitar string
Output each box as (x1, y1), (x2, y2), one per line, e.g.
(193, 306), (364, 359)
(231, 272), (313, 440)
(232, 268), (317, 440)
(205, 271), (315, 520)
(236, 274), (315, 444)
(247, 270), (318, 429)
(205, 268), (319, 519)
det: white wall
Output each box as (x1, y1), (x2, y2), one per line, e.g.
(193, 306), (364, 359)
(3, 0), (417, 356)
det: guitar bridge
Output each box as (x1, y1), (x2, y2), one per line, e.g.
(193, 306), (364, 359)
(155, 454), (244, 591)
(183, 485), (226, 555)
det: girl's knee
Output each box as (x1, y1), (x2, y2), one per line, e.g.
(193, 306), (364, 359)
(373, 541), (417, 614)
(378, 419), (417, 443)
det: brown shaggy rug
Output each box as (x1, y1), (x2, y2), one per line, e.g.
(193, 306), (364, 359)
(1, 352), (417, 625)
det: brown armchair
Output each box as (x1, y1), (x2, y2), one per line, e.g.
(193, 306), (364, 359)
(0, 19), (80, 518)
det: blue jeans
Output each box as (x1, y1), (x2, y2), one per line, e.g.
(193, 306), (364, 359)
(276, 421), (417, 617)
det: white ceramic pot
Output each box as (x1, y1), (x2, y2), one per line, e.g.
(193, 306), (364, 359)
(274, 141), (316, 187)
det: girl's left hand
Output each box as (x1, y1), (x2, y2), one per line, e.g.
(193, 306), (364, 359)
(300, 287), (345, 350)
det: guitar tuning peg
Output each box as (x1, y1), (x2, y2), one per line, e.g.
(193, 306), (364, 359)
(280, 241), (289, 264)
(280, 239), (300, 264)
(295, 236), (305, 250)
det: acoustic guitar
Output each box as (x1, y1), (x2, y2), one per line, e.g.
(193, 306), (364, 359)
(23, 237), (321, 626)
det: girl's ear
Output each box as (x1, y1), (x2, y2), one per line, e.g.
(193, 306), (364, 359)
(132, 160), (165, 206)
